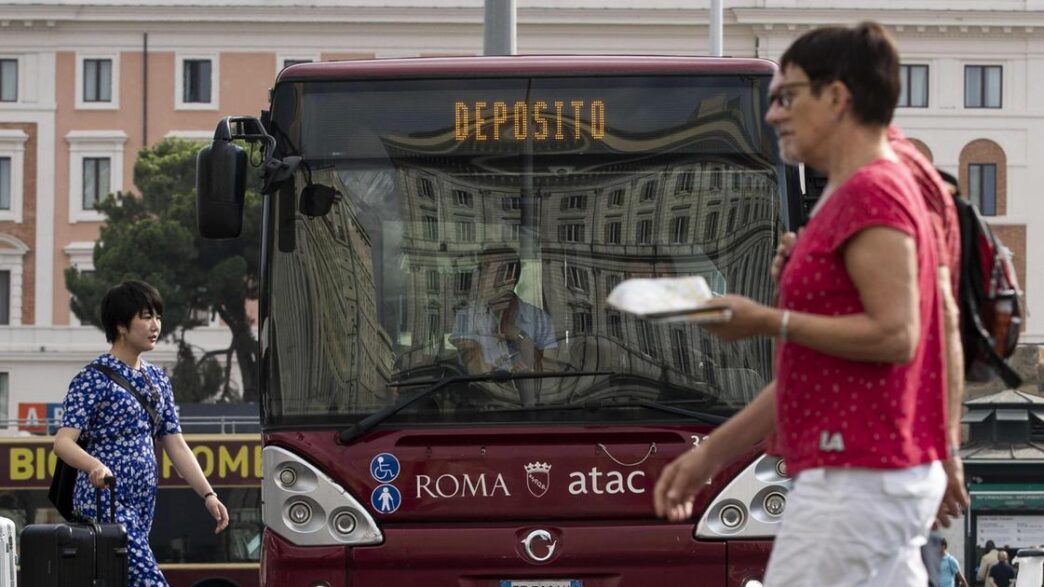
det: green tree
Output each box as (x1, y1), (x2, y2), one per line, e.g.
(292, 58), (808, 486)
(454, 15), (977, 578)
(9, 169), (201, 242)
(65, 138), (261, 402)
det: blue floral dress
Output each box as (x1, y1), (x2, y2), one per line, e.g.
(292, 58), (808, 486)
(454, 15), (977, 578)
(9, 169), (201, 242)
(61, 353), (181, 587)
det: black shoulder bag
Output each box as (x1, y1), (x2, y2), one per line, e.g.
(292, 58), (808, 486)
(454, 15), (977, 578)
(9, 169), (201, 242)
(48, 362), (160, 522)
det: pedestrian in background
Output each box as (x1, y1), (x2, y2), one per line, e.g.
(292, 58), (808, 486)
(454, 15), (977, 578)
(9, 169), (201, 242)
(979, 540), (1001, 585)
(940, 538), (970, 587)
(988, 551), (1016, 587)
(654, 22), (950, 586)
(53, 280), (230, 586)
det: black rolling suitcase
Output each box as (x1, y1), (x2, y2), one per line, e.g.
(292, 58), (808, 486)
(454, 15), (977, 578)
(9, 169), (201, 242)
(20, 478), (129, 586)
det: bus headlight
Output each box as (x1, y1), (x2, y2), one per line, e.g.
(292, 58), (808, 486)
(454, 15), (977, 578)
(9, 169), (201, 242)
(695, 454), (792, 539)
(279, 467), (298, 488)
(332, 511), (357, 535)
(719, 504), (745, 529)
(763, 492), (786, 517)
(288, 501), (312, 525)
(742, 580), (764, 587)
(264, 446), (383, 547)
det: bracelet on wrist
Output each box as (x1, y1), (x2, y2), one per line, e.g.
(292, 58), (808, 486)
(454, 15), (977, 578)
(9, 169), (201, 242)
(779, 310), (791, 342)
(202, 491), (216, 501)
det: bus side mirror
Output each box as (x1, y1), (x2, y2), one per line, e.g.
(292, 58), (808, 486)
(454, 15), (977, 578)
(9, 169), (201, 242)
(197, 137), (247, 239)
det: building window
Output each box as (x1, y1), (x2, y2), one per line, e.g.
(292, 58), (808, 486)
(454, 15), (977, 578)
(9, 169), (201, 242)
(605, 274), (622, 293)
(670, 216), (689, 244)
(898, 64), (929, 108)
(0, 158), (9, 210)
(455, 220), (475, 242)
(456, 271), (473, 294)
(0, 130), (26, 222)
(83, 59), (113, 103)
(426, 270), (440, 293)
(637, 321), (658, 358)
(605, 221), (621, 244)
(0, 60), (15, 102)
(502, 196), (521, 210)
(427, 309), (441, 344)
(710, 167), (723, 190)
(67, 131), (126, 223)
(566, 267), (589, 292)
(608, 189), (624, 207)
(726, 207), (738, 233)
(82, 157), (111, 211)
(606, 311), (623, 339)
(0, 270), (9, 325)
(495, 261), (519, 286)
(703, 211), (719, 241)
(641, 180), (658, 201)
(454, 189), (473, 207)
(965, 65), (1002, 109)
(572, 309), (592, 334)
(183, 59), (212, 103)
(422, 215), (439, 240)
(559, 223), (585, 243)
(968, 163), (997, 216)
(503, 222), (520, 241)
(671, 328), (692, 374)
(636, 219), (653, 245)
(675, 171), (695, 194)
(417, 177), (435, 199)
(0, 373), (8, 421)
(561, 194), (587, 211)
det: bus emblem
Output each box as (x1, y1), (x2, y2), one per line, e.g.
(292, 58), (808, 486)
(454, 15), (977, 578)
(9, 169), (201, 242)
(525, 462), (551, 498)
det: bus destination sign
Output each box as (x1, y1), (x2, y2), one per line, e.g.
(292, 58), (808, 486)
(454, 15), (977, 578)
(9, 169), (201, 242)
(455, 99), (606, 142)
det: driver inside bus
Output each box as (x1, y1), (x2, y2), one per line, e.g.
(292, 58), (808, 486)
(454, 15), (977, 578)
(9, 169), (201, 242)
(450, 247), (557, 376)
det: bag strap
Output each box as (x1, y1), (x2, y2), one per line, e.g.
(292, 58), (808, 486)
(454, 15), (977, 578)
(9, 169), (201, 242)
(90, 362), (161, 435)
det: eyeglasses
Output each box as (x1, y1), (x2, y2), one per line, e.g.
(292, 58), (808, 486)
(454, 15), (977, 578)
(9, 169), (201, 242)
(768, 81), (814, 109)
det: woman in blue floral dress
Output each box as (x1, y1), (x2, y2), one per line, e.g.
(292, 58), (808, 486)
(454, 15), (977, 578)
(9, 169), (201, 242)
(53, 281), (230, 586)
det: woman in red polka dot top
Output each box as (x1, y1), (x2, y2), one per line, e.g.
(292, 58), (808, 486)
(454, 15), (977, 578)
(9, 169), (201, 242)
(654, 22), (960, 587)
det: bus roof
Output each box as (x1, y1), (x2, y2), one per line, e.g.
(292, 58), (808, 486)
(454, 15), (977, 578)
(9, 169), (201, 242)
(277, 54), (777, 83)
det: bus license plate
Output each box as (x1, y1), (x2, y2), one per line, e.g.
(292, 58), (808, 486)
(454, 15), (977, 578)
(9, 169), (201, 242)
(496, 576), (580, 580)
(499, 582), (581, 587)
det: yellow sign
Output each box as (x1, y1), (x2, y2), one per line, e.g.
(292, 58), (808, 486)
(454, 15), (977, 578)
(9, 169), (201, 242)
(455, 100), (606, 142)
(0, 435), (261, 488)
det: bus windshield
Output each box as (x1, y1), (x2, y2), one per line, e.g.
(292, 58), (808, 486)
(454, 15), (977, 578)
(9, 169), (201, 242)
(263, 73), (788, 428)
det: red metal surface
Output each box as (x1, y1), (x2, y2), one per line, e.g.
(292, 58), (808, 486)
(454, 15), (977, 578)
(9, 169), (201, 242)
(263, 429), (773, 585)
(265, 427), (752, 522)
(263, 529), (346, 587)
(278, 55), (777, 82)
(726, 540), (774, 587)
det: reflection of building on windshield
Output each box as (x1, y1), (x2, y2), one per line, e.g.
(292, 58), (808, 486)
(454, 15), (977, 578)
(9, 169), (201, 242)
(271, 86), (785, 416)
(378, 95), (782, 408)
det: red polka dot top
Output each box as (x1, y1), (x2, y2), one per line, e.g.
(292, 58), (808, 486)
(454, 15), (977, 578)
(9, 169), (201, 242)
(772, 158), (948, 476)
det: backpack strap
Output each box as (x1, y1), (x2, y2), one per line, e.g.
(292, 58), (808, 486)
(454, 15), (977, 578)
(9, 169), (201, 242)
(90, 362), (161, 436)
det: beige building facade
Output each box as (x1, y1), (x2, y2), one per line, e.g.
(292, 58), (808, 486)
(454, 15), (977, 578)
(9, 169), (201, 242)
(0, 0), (1042, 423)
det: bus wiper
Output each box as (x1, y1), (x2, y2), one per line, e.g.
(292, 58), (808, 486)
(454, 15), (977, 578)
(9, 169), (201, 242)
(337, 370), (614, 444)
(483, 397), (728, 425)
(573, 398), (728, 424)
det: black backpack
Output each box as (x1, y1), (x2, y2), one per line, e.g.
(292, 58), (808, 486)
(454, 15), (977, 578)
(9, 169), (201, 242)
(953, 194), (1023, 388)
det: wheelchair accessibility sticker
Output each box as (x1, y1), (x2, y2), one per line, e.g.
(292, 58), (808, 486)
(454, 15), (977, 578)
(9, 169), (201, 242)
(371, 484), (402, 514)
(370, 453), (400, 483)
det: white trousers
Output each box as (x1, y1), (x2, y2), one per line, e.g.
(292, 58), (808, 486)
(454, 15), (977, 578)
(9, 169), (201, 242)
(764, 462), (946, 587)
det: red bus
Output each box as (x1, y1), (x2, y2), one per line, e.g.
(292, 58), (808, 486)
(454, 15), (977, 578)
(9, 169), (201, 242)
(0, 433), (261, 587)
(198, 55), (806, 587)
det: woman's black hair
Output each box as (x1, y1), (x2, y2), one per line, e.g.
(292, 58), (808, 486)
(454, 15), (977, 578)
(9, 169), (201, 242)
(100, 280), (164, 343)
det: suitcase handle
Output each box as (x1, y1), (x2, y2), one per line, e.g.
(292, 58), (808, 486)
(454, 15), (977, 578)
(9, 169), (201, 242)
(93, 476), (117, 524)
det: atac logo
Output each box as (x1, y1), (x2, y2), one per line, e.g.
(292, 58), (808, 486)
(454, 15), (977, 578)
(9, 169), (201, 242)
(525, 462), (551, 498)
